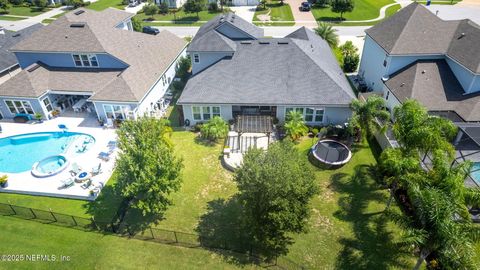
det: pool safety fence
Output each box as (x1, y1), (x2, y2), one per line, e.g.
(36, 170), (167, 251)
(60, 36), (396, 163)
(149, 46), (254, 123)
(0, 202), (306, 270)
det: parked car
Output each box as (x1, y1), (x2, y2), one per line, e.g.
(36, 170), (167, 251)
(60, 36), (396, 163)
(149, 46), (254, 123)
(142, 26), (160, 35)
(128, 0), (139, 7)
(300, 2), (311, 11)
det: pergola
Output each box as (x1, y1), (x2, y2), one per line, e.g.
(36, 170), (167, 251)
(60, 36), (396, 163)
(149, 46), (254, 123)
(234, 115), (274, 146)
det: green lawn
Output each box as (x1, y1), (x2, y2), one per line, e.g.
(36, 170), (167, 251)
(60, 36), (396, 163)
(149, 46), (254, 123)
(87, 0), (126, 11)
(0, 15), (26, 21)
(41, 18), (55, 24)
(311, 0), (394, 22)
(0, 127), (417, 268)
(135, 9), (227, 24)
(1, 6), (50, 17)
(253, 0), (295, 26)
(334, 4), (401, 26)
(417, 1), (462, 4)
(0, 216), (259, 270)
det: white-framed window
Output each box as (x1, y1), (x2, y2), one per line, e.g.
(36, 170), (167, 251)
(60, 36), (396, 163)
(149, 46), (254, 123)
(285, 107), (324, 123)
(192, 106), (220, 121)
(193, 54), (200, 64)
(42, 97), (53, 112)
(103, 104), (130, 120)
(4, 100), (35, 115)
(72, 54), (99, 67)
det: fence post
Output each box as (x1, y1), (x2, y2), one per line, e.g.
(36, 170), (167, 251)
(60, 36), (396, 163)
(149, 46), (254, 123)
(150, 227), (155, 239)
(49, 208), (57, 222)
(173, 231), (178, 243)
(71, 216), (78, 226)
(29, 208), (37, 219)
(7, 201), (16, 215)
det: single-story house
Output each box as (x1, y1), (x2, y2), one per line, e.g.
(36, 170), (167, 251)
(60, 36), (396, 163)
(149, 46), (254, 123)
(177, 13), (355, 126)
(0, 8), (187, 122)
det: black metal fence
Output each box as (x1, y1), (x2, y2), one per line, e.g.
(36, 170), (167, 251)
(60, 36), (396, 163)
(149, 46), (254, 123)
(0, 202), (306, 269)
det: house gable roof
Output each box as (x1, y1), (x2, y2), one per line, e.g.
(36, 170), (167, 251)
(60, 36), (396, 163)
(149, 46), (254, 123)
(3, 8), (187, 102)
(366, 2), (480, 73)
(178, 27), (355, 106)
(0, 24), (43, 72)
(188, 12), (263, 52)
(385, 59), (480, 122)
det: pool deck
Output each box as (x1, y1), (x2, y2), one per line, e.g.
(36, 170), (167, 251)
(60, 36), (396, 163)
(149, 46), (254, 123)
(0, 116), (117, 200)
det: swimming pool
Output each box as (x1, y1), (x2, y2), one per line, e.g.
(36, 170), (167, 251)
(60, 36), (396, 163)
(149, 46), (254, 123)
(0, 131), (95, 173)
(471, 163), (480, 185)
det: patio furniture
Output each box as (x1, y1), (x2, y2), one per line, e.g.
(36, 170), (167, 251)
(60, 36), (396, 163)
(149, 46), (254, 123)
(69, 162), (82, 176)
(98, 151), (110, 161)
(81, 179), (93, 189)
(105, 118), (114, 129)
(91, 163), (102, 175)
(13, 114), (30, 123)
(58, 178), (74, 189)
(58, 124), (68, 130)
(75, 171), (91, 183)
(72, 99), (87, 113)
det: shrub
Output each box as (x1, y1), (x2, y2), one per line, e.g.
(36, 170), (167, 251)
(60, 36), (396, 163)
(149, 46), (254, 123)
(0, 0), (10, 12)
(208, 2), (218, 11)
(131, 16), (142, 32)
(65, 0), (85, 8)
(159, 2), (168, 14)
(315, 0), (329, 7)
(343, 54), (359, 72)
(8, 0), (22, 6)
(143, 3), (159, 19)
(33, 0), (47, 10)
(200, 116), (228, 141)
(284, 110), (308, 141)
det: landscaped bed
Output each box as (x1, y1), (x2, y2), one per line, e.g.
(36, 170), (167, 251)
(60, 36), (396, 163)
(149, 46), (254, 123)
(0, 129), (417, 268)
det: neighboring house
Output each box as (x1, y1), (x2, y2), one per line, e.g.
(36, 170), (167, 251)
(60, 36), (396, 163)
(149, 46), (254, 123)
(0, 24), (43, 88)
(359, 3), (480, 123)
(0, 8), (187, 122)
(178, 13), (355, 126)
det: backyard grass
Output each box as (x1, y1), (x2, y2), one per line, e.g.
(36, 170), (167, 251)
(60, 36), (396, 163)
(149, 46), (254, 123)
(135, 9), (227, 24)
(87, 0), (126, 11)
(0, 15), (26, 21)
(311, 0), (394, 22)
(0, 128), (417, 268)
(253, 0), (295, 26)
(0, 216), (259, 270)
(1, 6), (50, 17)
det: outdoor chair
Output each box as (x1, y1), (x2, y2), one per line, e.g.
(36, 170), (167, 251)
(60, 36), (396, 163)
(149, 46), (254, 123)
(98, 152), (110, 162)
(69, 163), (82, 176)
(81, 179), (93, 189)
(91, 163), (102, 175)
(105, 118), (114, 129)
(58, 178), (74, 189)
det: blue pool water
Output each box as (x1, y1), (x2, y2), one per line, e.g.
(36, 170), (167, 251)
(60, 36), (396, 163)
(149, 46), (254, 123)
(471, 163), (480, 185)
(0, 132), (95, 173)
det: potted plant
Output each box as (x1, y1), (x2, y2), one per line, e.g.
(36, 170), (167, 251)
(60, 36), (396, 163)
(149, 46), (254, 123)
(0, 175), (8, 188)
(34, 113), (43, 123)
(89, 189), (96, 196)
(98, 118), (105, 126)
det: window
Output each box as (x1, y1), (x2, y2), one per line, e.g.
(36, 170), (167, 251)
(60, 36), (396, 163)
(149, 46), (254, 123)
(193, 54), (200, 63)
(385, 91), (390, 100)
(72, 54), (99, 67)
(285, 107), (324, 123)
(5, 100), (35, 115)
(42, 97), (53, 112)
(202, 106), (211, 120)
(192, 106), (220, 121)
(103, 104), (130, 120)
(192, 106), (201, 120)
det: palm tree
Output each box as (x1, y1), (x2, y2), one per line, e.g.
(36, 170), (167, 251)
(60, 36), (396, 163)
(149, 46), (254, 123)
(314, 22), (339, 48)
(200, 116), (229, 142)
(284, 110), (308, 141)
(349, 95), (390, 141)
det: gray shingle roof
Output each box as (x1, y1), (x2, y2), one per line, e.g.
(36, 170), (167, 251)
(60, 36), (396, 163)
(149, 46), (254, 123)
(178, 27), (355, 106)
(366, 3), (480, 73)
(2, 8), (187, 102)
(187, 12), (263, 52)
(385, 59), (480, 122)
(0, 24), (43, 73)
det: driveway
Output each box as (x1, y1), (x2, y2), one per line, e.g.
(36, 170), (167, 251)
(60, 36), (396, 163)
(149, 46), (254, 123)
(285, 0), (317, 27)
(124, 2), (146, 14)
(230, 6), (256, 22)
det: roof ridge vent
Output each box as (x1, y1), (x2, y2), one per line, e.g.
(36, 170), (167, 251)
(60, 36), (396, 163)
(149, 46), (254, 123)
(27, 63), (40, 73)
(12, 33), (21, 37)
(70, 23), (85, 28)
(459, 32), (466, 39)
(74, 10), (85, 15)
(277, 41), (288, 44)
(259, 41), (270, 44)
(240, 41), (252, 44)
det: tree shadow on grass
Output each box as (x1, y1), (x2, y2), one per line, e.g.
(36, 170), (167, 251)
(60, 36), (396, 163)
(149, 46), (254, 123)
(196, 196), (260, 266)
(194, 135), (219, 147)
(84, 179), (124, 224)
(331, 165), (412, 269)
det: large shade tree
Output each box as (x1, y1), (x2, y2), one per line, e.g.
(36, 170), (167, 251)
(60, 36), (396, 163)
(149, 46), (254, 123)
(116, 117), (183, 217)
(330, 0), (354, 21)
(235, 141), (319, 258)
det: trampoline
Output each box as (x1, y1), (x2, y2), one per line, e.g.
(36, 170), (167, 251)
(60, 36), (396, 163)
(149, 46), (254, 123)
(310, 139), (352, 168)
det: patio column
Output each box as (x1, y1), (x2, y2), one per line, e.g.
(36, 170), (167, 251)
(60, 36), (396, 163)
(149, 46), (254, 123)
(454, 130), (463, 146)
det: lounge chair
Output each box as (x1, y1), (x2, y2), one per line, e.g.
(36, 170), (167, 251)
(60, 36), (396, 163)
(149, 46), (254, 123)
(81, 179), (93, 189)
(69, 163), (82, 176)
(98, 152), (110, 161)
(105, 118), (114, 129)
(58, 178), (74, 189)
(91, 163), (102, 175)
